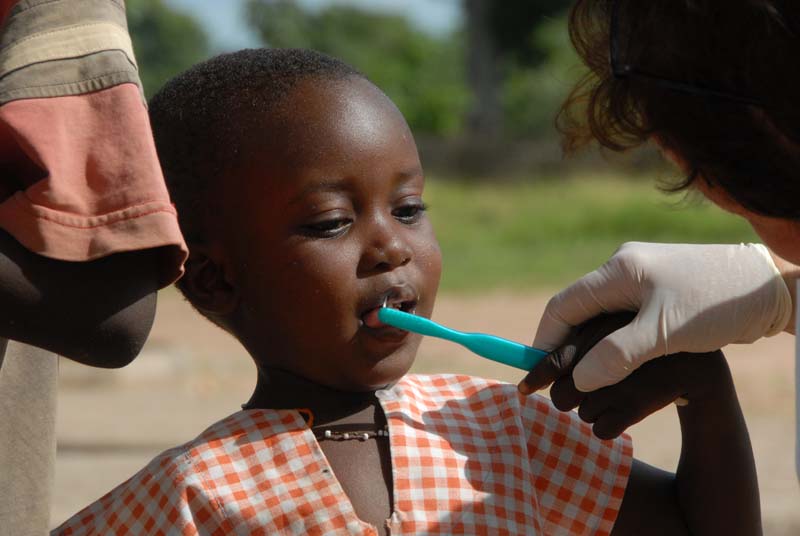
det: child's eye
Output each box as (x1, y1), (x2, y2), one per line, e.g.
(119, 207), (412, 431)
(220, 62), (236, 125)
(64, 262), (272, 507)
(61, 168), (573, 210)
(393, 202), (428, 224)
(303, 218), (352, 238)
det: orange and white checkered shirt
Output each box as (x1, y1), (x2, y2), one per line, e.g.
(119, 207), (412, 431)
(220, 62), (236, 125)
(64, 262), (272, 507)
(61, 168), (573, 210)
(53, 374), (632, 536)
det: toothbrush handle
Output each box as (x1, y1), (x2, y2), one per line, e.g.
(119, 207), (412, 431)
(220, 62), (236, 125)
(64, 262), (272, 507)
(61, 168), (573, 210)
(377, 308), (548, 371)
(460, 333), (548, 371)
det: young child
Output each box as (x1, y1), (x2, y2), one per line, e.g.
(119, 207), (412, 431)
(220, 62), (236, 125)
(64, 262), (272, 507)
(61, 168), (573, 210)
(54, 49), (760, 536)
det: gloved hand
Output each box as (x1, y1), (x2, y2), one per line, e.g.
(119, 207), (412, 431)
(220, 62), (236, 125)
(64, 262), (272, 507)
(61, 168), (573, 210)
(520, 242), (792, 393)
(533, 312), (733, 439)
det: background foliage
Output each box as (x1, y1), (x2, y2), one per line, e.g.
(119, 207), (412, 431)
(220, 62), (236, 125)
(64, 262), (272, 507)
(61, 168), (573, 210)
(425, 176), (757, 291)
(246, 0), (470, 136)
(126, 0), (209, 96)
(129, 0), (583, 139)
(125, 0), (757, 291)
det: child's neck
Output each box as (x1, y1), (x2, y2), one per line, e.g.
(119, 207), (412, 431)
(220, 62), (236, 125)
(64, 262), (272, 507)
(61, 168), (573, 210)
(244, 367), (387, 426)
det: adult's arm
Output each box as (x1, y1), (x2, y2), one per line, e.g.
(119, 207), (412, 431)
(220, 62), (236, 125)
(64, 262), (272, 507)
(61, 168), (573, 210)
(0, 0), (188, 368)
(0, 230), (160, 367)
(520, 242), (793, 394)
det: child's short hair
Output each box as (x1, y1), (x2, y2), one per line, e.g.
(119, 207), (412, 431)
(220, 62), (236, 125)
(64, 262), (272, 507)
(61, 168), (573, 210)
(148, 48), (363, 246)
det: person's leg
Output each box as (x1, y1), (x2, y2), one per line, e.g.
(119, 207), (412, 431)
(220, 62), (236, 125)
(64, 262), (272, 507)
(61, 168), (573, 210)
(0, 341), (58, 535)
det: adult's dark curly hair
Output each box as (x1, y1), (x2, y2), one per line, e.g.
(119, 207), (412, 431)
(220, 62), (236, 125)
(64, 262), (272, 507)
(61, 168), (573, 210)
(558, 0), (800, 219)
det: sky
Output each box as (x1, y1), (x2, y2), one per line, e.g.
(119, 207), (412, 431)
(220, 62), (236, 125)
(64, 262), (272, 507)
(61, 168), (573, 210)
(165, 0), (462, 51)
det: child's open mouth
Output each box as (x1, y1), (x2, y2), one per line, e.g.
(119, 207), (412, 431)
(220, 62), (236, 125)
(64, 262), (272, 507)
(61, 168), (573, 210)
(360, 284), (419, 330)
(362, 299), (417, 329)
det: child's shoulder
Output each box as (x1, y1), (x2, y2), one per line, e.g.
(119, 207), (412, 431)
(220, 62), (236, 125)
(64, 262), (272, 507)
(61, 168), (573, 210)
(53, 408), (306, 534)
(400, 372), (546, 399)
(158, 408), (307, 472)
(396, 373), (556, 417)
(400, 372), (514, 393)
(117, 409), (303, 483)
(395, 373), (617, 442)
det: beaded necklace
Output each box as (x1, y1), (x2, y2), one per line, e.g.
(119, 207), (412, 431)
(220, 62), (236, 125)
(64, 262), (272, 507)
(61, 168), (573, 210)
(313, 426), (390, 442)
(239, 406), (390, 441)
(300, 408), (390, 442)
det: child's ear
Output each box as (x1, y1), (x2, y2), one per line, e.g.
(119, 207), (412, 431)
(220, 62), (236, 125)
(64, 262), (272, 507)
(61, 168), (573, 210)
(180, 247), (239, 317)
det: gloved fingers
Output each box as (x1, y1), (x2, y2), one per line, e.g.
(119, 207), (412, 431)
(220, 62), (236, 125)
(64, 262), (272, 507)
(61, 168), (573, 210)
(572, 318), (664, 392)
(532, 261), (639, 351)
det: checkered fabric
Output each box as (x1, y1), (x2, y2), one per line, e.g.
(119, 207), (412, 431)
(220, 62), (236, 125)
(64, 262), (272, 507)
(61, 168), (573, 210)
(53, 374), (632, 535)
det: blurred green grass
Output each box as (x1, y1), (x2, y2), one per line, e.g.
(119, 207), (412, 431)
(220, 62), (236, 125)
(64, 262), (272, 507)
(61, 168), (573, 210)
(426, 174), (759, 291)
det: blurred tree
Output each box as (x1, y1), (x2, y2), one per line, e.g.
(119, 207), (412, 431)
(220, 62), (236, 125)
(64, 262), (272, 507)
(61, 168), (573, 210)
(502, 14), (583, 138)
(463, 0), (572, 138)
(246, 0), (469, 137)
(487, 0), (572, 66)
(126, 0), (210, 96)
(464, 0), (501, 137)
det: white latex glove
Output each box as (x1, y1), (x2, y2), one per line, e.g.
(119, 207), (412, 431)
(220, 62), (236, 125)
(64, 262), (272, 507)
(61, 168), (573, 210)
(533, 242), (792, 392)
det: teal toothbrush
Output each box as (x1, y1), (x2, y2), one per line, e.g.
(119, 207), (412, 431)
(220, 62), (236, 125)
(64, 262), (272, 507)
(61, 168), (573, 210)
(377, 307), (548, 371)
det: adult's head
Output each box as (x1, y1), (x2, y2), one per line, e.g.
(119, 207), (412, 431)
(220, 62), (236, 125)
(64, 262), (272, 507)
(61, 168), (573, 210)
(559, 0), (800, 260)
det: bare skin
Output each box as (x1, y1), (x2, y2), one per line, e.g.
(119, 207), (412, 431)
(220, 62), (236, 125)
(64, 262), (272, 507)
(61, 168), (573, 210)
(0, 230), (160, 367)
(246, 369), (393, 534)
(316, 406), (392, 534)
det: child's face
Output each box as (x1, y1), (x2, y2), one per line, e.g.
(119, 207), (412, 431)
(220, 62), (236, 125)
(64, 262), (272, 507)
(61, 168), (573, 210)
(220, 77), (442, 392)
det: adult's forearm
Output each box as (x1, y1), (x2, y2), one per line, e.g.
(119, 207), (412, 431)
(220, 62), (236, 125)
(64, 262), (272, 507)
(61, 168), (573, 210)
(675, 360), (761, 535)
(0, 230), (160, 366)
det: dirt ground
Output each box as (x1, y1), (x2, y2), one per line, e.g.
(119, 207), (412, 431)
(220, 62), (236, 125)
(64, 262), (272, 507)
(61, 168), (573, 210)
(53, 289), (799, 533)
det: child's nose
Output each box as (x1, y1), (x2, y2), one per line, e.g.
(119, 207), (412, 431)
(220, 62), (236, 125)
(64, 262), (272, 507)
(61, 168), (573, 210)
(359, 221), (413, 273)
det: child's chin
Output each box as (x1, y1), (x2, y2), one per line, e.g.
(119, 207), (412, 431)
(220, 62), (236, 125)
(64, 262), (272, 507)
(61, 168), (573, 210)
(347, 356), (415, 392)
